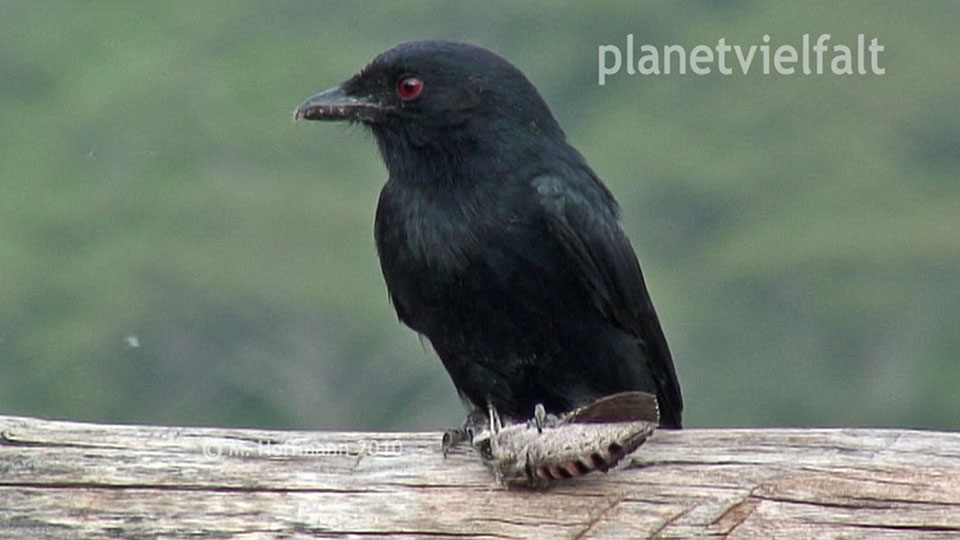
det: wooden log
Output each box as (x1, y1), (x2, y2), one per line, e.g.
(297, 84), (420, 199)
(1, 414), (958, 539)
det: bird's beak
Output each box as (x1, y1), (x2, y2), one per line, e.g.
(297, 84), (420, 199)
(294, 84), (385, 123)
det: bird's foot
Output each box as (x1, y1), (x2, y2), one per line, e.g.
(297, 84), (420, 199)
(441, 408), (489, 457)
(441, 427), (469, 457)
(528, 403), (561, 433)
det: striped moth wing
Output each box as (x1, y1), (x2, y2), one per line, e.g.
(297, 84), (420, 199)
(475, 391), (659, 488)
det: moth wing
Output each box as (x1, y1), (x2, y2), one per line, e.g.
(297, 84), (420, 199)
(563, 391), (660, 424)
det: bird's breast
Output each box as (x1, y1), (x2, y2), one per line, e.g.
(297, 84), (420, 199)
(375, 178), (513, 277)
(373, 178), (566, 338)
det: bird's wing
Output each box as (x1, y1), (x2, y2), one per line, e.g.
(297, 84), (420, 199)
(533, 174), (683, 425)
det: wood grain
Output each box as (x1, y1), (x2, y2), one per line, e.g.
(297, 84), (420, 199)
(1, 414), (958, 539)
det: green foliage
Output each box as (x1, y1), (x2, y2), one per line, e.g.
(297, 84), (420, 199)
(1, 1), (957, 429)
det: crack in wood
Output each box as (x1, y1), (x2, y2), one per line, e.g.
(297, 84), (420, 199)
(793, 466), (925, 486)
(632, 459), (763, 468)
(0, 482), (372, 494)
(712, 490), (760, 539)
(817, 522), (960, 533)
(477, 516), (563, 527)
(294, 527), (515, 539)
(648, 505), (690, 539)
(571, 495), (624, 540)
(1, 431), (118, 450)
(753, 492), (960, 510)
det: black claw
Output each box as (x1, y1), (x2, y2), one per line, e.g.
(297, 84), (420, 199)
(442, 428), (468, 457)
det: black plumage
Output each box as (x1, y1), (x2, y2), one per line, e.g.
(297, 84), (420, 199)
(296, 40), (683, 428)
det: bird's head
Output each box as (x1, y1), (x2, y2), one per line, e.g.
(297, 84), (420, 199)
(295, 41), (567, 174)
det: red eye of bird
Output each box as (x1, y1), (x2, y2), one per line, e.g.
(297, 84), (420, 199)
(396, 76), (424, 100)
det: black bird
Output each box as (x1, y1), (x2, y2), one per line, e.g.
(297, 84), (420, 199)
(296, 41), (683, 429)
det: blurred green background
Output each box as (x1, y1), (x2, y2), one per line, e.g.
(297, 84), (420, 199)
(1, 1), (957, 431)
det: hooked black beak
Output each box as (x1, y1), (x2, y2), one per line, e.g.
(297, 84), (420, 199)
(294, 84), (386, 123)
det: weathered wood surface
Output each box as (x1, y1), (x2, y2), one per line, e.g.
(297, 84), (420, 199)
(0, 414), (958, 539)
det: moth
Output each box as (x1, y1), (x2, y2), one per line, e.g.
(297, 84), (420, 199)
(472, 391), (660, 488)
